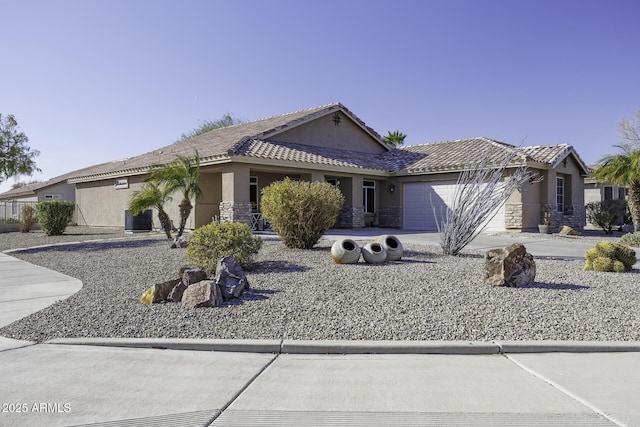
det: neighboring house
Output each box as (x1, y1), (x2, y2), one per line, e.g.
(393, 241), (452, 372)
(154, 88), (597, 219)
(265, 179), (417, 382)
(2, 103), (590, 232)
(0, 173), (76, 221)
(584, 164), (629, 229)
(584, 165), (628, 204)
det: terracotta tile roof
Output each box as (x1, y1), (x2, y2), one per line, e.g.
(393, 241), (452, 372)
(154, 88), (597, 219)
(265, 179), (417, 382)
(68, 103), (390, 182)
(232, 138), (394, 171)
(395, 138), (589, 175)
(396, 137), (526, 174)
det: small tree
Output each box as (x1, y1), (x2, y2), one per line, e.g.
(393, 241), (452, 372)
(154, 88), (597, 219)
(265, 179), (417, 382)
(0, 114), (40, 184)
(177, 113), (243, 142)
(148, 152), (202, 238)
(37, 200), (74, 236)
(585, 199), (627, 235)
(592, 110), (640, 232)
(129, 180), (173, 239)
(261, 178), (344, 249)
(437, 148), (538, 255)
(19, 205), (37, 232)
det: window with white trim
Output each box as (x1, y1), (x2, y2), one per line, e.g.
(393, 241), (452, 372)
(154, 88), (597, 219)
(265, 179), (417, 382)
(43, 194), (61, 200)
(115, 178), (129, 189)
(556, 177), (564, 213)
(250, 176), (259, 212)
(363, 180), (375, 214)
(604, 186), (613, 201)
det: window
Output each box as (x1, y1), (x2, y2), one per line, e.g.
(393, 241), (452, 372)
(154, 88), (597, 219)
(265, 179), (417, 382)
(556, 177), (564, 213)
(115, 178), (129, 189)
(604, 186), (613, 201)
(618, 187), (627, 200)
(363, 180), (375, 214)
(43, 194), (61, 200)
(325, 178), (339, 186)
(250, 176), (259, 211)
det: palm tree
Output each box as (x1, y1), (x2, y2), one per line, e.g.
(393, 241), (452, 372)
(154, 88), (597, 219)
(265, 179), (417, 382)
(384, 130), (407, 146)
(149, 151), (202, 237)
(129, 181), (173, 239)
(591, 143), (640, 232)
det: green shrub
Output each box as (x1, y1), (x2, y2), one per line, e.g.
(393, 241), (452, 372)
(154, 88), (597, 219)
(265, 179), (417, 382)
(186, 221), (262, 275)
(36, 200), (75, 236)
(585, 199), (628, 235)
(620, 231), (640, 247)
(19, 205), (37, 232)
(260, 178), (345, 249)
(585, 240), (637, 272)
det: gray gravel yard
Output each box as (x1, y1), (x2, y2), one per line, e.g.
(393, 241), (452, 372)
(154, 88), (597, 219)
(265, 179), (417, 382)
(1, 226), (639, 342)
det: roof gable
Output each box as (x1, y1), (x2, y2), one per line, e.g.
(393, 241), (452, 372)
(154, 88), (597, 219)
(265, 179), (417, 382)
(69, 103), (392, 182)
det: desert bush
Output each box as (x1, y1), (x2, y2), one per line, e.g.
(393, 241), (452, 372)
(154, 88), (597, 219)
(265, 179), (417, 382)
(36, 200), (75, 236)
(186, 221), (262, 275)
(260, 178), (344, 249)
(620, 231), (640, 247)
(585, 199), (628, 235)
(585, 240), (637, 272)
(19, 205), (37, 232)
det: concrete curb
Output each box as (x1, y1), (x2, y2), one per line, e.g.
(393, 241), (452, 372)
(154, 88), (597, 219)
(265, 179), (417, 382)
(44, 338), (640, 354)
(496, 340), (640, 353)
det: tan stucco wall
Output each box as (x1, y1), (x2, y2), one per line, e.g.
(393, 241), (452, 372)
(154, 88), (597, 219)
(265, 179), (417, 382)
(37, 183), (75, 202)
(275, 112), (387, 154)
(76, 177), (145, 227)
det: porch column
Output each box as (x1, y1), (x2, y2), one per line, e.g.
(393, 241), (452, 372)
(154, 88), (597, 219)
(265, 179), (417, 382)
(219, 164), (252, 225)
(335, 176), (364, 228)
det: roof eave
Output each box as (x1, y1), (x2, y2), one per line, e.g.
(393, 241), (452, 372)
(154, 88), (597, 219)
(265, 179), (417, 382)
(229, 155), (390, 177)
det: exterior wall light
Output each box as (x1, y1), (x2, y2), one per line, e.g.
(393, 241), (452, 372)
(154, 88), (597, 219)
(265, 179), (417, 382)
(389, 184), (396, 193)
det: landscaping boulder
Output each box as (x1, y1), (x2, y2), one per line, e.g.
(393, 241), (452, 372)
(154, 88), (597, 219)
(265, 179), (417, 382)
(140, 278), (181, 305)
(215, 255), (249, 299)
(483, 243), (536, 287)
(559, 225), (581, 236)
(166, 267), (208, 302)
(181, 280), (223, 308)
(170, 235), (190, 249)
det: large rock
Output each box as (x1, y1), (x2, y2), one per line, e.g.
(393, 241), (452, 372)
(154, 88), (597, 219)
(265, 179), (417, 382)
(182, 268), (208, 286)
(215, 255), (249, 300)
(170, 235), (190, 249)
(167, 268), (208, 302)
(483, 243), (536, 287)
(559, 225), (581, 236)
(140, 279), (181, 305)
(181, 280), (223, 308)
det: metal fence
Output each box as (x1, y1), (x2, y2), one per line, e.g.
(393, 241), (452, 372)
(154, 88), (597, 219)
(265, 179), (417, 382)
(0, 201), (38, 223)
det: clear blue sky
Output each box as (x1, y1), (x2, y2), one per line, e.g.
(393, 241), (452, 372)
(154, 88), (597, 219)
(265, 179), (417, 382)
(2, 0), (639, 193)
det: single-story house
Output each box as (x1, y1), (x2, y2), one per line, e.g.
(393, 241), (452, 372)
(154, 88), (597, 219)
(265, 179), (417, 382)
(584, 165), (628, 204)
(1, 103), (591, 232)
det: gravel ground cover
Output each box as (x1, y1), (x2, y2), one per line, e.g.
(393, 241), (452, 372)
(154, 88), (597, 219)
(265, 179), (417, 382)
(1, 226), (639, 342)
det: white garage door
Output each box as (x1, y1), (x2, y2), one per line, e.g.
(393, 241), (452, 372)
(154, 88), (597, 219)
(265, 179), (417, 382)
(403, 182), (505, 232)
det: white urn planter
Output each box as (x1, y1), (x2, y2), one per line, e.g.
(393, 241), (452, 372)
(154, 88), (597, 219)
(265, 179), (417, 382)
(374, 235), (403, 261)
(331, 238), (362, 264)
(361, 242), (387, 264)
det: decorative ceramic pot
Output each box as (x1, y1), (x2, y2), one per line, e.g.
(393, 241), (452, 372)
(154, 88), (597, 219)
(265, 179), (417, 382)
(374, 234), (403, 261)
(361, 242), (387, 264)
(330, 238), (361, 264)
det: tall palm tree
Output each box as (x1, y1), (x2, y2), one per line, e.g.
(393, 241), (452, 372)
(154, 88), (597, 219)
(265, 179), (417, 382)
(149, 151), (202, 237)
(384, 130), (407, 146)
(591, 143), (640, 232)
(129, 181), (173, 239)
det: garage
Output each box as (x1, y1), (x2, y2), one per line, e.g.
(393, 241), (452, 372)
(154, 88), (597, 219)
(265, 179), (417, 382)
(403, 181), (505, 231)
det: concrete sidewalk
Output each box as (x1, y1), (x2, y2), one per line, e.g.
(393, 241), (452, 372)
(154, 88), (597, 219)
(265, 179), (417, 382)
(1, 232), (640, 426)
(1, 339), (639, 426)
